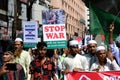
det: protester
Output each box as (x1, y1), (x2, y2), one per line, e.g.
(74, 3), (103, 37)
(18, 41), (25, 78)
(0, 45), (25, 80)
(60, 48), (69, 65)
(53, 48), (69, 80)
(29, 41), (57, 80)
(59, 48), (69, 80)
(90, 46), (120, 71)
(13, 38), (31, 80)
(83, 40), (98, 70)
(109, 23), (120, 66)
(28, 47), (37, 61)
(53, 49), (62, 79)
(62, 40), (89, 74)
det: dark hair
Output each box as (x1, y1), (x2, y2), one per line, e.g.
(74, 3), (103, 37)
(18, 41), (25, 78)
(116, 42), (120, 48)
(4, 45), (14, 53)
(67, 38), (73, 48)
(37, 41), (47, 50)
(46, 49), (54, 57)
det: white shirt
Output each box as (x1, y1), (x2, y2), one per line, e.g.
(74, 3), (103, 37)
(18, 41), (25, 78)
(62, 54), (89, 72)
(90, 58), (120, 71)
(14, 50), (31, 80)
(110, 42), (120, 66)
(83, 53), (98, 70)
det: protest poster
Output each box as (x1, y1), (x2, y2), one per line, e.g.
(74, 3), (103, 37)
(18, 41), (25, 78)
(65, 71), (120, 80)
(42, 10), (67, 49)
(23, 21), (38, 48)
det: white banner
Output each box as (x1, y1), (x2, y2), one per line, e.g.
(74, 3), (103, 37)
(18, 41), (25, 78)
(23, 21), (38, 43)
(43, 24), (66, 41)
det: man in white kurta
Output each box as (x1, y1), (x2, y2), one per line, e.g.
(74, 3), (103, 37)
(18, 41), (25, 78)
(13, 38), (31, 80)
(62, 40), (89, 73)
(90, 46), (120, 72)
(83, 40), (98, 70)
(62, 53), (89, 72)
(90, 58), (120, 71)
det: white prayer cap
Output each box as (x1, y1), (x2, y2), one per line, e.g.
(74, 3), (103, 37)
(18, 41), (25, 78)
(115, 36), (120, 43)
(88, 40), (97, 45)
(96, 46), (105, 51)
(15, 38), (23, 42)
(69, 40), (78, 46)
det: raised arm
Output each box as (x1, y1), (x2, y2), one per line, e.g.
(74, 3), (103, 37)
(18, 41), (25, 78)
(109, 23), (114, 44)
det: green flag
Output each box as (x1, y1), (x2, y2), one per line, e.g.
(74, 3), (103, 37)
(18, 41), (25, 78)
(89, 4), (120, 44)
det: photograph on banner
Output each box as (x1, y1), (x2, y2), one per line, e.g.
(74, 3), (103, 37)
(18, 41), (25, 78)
(84, 35), (93, 46)
(42, 10), (65, 24)
(42, 10), (66, 49)
(23, 21), (38, 48)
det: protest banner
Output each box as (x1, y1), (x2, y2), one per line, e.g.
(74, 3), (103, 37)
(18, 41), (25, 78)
(42, 10), (67, 49)
(43, 24), (67, 49)
(65, 71), (120, 80)
(23, 21), (38, 48)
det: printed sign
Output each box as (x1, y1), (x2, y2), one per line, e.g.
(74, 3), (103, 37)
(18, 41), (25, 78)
(65, 71), (120, 80)
(23, 21), (38, 48)
(42, 10), (67, 49)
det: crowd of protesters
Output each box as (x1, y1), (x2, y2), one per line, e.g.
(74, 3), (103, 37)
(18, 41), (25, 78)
(0, 23), (120, 80)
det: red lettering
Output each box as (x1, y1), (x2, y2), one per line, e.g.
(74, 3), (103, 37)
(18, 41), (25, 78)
(53, 33), (59, 39)
(45, 25), (65, 32)
(44, 26), (49, 32)
(55, 26), (60, 31)
(59, 33), (64, 38)
(61, 26), (65, 31)
(46, 33), (53, 39)
(46, 33), (65, 39)
(49, 26), (54, 32)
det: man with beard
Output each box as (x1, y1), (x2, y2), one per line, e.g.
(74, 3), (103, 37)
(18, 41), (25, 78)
(90, 46), (120, 71)
(83, 40), (98, 70)
(13, 38), (31, 80)
(62, 40), (89, 74)
(29, 41), (57, 80)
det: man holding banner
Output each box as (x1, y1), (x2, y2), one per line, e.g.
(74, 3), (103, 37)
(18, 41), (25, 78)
(64, 45), (120, 80)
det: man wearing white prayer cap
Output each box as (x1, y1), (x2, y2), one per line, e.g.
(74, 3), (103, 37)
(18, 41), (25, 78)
(88, 40), (97, 45)
(14, 37), (31, 80)
(83, 40), (98, 70)
(90, 46), (120, 72)
(68, 40), (79, 56)
(62, 40), (89, 74)
(96, 46), (105, 51)
(69, 40), (79, 47)
(87, 40), (97, 55)
(15, 37), (23, 42)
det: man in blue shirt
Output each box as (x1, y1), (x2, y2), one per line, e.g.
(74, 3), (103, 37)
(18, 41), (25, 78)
(109, 23), (120, 66)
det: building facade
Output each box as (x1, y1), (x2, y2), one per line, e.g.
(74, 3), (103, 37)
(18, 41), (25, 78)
(0, 0), (28, 40)
(32, 0), (50, 24)
(51, 0), (86, 39)
(29, 0), (87, 40)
